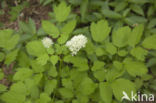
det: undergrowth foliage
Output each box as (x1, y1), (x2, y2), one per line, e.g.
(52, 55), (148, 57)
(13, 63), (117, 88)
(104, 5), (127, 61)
(0, 0), (156, 103)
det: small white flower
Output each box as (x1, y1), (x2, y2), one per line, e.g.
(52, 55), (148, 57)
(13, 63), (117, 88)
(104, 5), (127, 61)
(66, 34), (88, 56)
(42, 37), (53, 48)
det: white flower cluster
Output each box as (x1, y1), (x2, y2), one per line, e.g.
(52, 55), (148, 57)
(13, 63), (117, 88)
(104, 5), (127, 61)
(66, 34), (88, 55)
(42, 37), (53, 48)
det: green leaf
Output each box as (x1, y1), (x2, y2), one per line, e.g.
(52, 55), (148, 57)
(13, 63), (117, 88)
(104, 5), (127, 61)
(48, 66), (58, 77)
(0, 52), (5, 62)
(13, 68), (33, 81)
(90, 20), (111, 42)
(142, 35), (156, 50)
(130, 5), (144, 16)
(80, 0), (88, 21)
(4, 49), (19, 65)
(91, 60), (105, 71)
(0, 29), (19, 51)
(106, 69), (124, 82)
(99, 82), (112, 103)
(101, 9), (122, 19)
(26, 40), (46, 57)
(115, 2), (128, 12)
(36, 54), (49, 65)
(54, 2), (71, 22)
(112, 26), (131, 47)
(113, 61), (123, 71)
(105, 42), (117, 55)
(59, 88), (73, 98)
(31, 60), (45, 73)
(44, 79), (57, 95)
(111, 78), (136, 101)
(124, 60), (148, 77)
(42, 20), (59, 38)
(50, 55), (59, 65)
(64, 55), (89, 71)
(94, 69), (106, 82)
(62, 78), (73, 89)
(61, 20), (77, 35)
(117, 50), (128, 57)
(0, 70), (4, 80)
(0, 84), (7, 93)
(28, 18), (36, 34)
(130, 47), (148, 61)
(1, 91), (26, 103)
(95, 47), (107, 56)
(10, 82), (27, 95)
(37, 93), (51, 103)
(17, 51), (30, 67)
(78, 77), (97, 95)
(128, 24), (144, 47)
(58, 20), (77, 44)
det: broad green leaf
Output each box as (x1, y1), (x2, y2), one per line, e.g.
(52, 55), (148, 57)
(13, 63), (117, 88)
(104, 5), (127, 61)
(1, 91), (26, 103)
(44, 80), (57, 95)
(76, 94), (89, 103)
(59, 88), (73, 98)
(36, 54), (49, 65)
(117, 50), (128, 57)
(106, 69), (124, 82)
(48, 66), (58, 77)
(85, 40), (95, 55)
(124, 60), (148, 77)
(26, 40), (46, 57)
(30, 86), (39, 99)
(61, 20), (77, 35)
(128, 24), (144, 47)
(46, 47), (54, 55)
(91, 60), (105, 71)
(54, 2), (71, 22)
(50, 55), (59, 65)
(33, 73), (43, 85)
(105, 42), (117, 55)
(37, 93), (51, 103)
(31, 60), (45, 73)
(95, 47), (107, 56)
(13, 68), (33, 81)
(130, 47), (148, 61)
(62, 78), (73, 89)
(142, 35), (156, 50)
(90, 20), (111, 42)
(42, 20), (59, 38)
(78, 77), (97, 95)
(111, 78), (136, 101)
(10, 82), (27, 95)
(113, 61), (123, 71)
(4, 49), (19, 65)
(112, 26), (131, 47)
(64, 55), (89, 71)
(94, 69), (106, 82)
(99, 82), (112, 103)
(17, 51), (30, 67)
(58, 20), (77, 44)
(0, 29), (19, 51)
